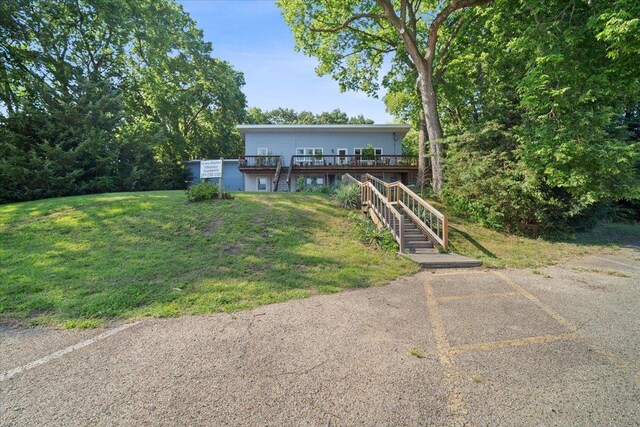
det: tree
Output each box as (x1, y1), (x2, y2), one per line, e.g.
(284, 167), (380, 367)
(278, 0), (491, 192)
(432, 0), (640, 233)
(243, 107), (374, 125)
(0, 0), (246, 203)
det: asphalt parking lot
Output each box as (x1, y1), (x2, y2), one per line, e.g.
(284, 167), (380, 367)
(1, 250), (639, 426)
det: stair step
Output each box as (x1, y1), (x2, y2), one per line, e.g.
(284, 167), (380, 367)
(404, 247), (438, 254)
(405, 242), (434, 248)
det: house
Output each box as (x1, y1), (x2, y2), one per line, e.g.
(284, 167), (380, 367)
(237, 124), (417, 192)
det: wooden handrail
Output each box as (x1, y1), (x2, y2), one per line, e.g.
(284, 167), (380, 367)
(397, 183), (445, 220)
(360, 174), (448, 250)
(362, 180), (405, 252)
(285, 155), (294, 185)
(396, 183), (448, 250)
(342, 173), (362, 187)
(272, 156), (282, 191)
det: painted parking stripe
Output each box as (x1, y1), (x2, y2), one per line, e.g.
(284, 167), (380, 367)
(0, 321), (141, 382)
(449, 332), (579, 356)
(592, 256), (640, 271)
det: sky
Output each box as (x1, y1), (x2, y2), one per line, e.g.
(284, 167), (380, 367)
(177, 0), (394, 123)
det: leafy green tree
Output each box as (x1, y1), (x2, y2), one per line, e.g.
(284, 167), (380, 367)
(0, 0), (246, 203)
(278, 0), (491, 192)
(432, 0), (640, 233)
(242, 107), (374, 124)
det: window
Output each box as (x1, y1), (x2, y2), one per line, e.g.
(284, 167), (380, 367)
(257, 177), (268, 191)
(295, 148), (323, 165)
(257, 148), (269, 155)
(305, 176), (325, 186)
(354, 148), (382, 155)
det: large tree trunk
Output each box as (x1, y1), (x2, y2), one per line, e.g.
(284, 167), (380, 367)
(417, 69), (444, 193)
(416, 113), (428, 188)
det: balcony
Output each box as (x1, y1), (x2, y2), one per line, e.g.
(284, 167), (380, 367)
(238, 155), (280, 170)
(239, 154), (418, 173)
(289, 154), (417, 171)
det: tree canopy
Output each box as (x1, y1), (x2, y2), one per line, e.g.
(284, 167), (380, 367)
(0, 0), (246, 203)
(279, 0), (640, 234)
(244, 107), (374, 125)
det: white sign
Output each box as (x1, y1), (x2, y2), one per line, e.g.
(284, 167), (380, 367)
(200, 160), (223, 178)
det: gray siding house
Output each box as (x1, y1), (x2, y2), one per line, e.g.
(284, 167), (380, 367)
(237, 124), (416, 192)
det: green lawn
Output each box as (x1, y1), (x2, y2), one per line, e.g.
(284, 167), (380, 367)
(0, 191), (418, 327)
(444, 212), (639, 269)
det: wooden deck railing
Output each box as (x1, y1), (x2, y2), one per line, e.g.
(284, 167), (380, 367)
(291, 154), (417, 168)
(238, 155), (280, 168)
(361, 174), (448, 250)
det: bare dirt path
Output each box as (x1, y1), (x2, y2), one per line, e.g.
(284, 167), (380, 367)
(2, 250), (639, 426)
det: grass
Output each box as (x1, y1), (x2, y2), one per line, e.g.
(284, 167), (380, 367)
(0, 191), (418, 327)
(423, 199), (640, 268)
(408, 347), (425, 358)
(569, 267), (631, 278)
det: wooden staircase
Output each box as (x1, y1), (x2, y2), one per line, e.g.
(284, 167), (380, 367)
(400, 209), (437, 254)
(276, 169), (290, 192)
(342, 173), (481, 268)
(343, 173), (448, 253)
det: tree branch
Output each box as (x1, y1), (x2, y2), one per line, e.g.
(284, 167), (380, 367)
(309, 13), (386, 33)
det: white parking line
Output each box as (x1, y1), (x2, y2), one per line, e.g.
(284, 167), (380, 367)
(0, 321), (141, 382)
(593, 256), (640, 271)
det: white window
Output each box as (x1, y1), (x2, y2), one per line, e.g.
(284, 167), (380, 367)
(305, 176), (325, 186)
(354, 148), (382, 155)
(257, 148), (269, 155)
(295, 148), (323, 165)
(257, 177), (268, 191)
(296, 148), (323, 156)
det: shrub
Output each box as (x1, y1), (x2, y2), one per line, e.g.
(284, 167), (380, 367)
(347, 211), (398, 251)
(186, 181), (219, 202)
(335, 184), (361, 210)
(296, 175), (306, 192)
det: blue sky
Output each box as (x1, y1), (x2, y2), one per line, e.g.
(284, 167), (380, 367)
(177, 0), (394, 123)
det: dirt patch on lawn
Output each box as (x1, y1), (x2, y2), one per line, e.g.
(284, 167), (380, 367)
(225, 245), (242, 254)
(203, 218), (223, 236)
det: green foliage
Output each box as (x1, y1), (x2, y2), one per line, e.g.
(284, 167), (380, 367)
(295, 175), (335, 194)
(335, 184), (362, 210)
(244, 107), (373, 124)
(0, 0), (246, 203)
(400, 0), (640, 234)
(347, 211), (398, 252)
(186, 181), (219, 202)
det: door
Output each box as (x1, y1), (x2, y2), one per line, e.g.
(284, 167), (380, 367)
(256, 176), (269, 192)
(337, 148), (348, 165)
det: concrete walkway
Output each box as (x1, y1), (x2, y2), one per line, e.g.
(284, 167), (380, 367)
(1, 251), (639, 426)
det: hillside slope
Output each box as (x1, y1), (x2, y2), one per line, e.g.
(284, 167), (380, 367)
(0, 191), (417, 327)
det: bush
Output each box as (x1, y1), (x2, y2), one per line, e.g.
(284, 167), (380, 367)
(335, 184), (361, 210)
(186, 181), (219, 202)
(347, 211), (398, 251)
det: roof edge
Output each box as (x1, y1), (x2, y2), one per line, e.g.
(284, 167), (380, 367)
(237, 124), (411, 135)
